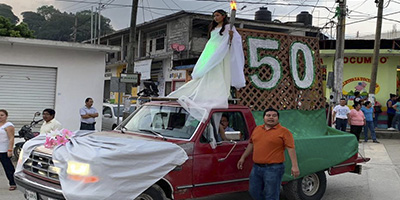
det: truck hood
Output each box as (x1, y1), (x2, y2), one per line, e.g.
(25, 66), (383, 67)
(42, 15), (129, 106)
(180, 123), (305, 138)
(33, 131), (194, 156)
(19, 130), (189, 200)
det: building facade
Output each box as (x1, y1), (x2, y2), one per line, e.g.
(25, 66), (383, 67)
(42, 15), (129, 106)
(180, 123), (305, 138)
(320, 39), (400, 128)
(0, 36), (119, 130)
(97, 11), (322, 102)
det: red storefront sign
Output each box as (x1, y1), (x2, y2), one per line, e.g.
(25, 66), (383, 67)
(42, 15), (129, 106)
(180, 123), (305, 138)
(343, 56), (388, 64)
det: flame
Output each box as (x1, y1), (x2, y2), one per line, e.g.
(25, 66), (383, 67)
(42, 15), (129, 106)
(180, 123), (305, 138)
(230, 0), (237, 10)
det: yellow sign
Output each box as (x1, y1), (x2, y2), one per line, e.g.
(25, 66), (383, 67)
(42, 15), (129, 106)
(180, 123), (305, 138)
(342, 77), (380, 96)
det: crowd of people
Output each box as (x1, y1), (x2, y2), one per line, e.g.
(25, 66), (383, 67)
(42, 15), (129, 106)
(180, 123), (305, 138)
(333, 93), (400, 143)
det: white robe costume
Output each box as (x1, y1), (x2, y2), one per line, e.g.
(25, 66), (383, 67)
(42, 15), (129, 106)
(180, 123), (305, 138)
(168, 24), (245, 121)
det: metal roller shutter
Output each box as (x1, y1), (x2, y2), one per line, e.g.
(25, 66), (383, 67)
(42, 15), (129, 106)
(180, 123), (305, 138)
(0, 64), (57, 131)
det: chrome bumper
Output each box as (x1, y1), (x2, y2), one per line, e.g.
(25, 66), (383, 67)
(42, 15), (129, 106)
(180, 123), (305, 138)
(14, 171), (65, 200)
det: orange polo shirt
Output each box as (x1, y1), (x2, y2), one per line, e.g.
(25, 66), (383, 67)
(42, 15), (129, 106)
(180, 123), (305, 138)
(250, 123), (295, 164)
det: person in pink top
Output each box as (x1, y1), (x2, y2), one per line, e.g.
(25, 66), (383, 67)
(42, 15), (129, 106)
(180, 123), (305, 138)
(348, 103), (365, 142)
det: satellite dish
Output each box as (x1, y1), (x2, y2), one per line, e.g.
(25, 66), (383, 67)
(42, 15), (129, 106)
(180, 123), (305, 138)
(171, 43), (179, 51)
(177, 45), (186, 52)
(171, 43), (186, 52)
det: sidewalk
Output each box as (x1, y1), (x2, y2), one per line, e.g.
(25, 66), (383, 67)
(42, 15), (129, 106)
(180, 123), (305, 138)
(343, 128), (400, 140)
(323, 139), (400, 200)
(373, 128), (400, 139)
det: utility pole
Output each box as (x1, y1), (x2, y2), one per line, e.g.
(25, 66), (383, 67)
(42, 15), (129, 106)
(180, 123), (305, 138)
(333, 0), (347, 104)
(90, 6), (93, 44)
(126, 0), (138, 75)
(98, 0), (102, 44)
(94, 11), (97, 43)
(369, 0), (384, 103)
(72, 16), (78, 42)
(123, 0), (139, 119)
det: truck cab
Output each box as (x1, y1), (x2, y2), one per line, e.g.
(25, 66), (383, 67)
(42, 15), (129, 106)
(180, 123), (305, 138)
(14, 102), (256, 200)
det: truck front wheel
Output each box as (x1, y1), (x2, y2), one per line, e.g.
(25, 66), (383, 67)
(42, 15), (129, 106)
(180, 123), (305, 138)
(283, 171), (327, 200)
(134, 185), (168, 200)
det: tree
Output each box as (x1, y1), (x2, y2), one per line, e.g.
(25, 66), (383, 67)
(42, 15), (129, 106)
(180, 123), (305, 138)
(0, 4), (19, 24)
(37, 5), (61, 20)
(0, 16), (34, 38)
(21, 12), (45, 34)
(22, 5), (114, 42)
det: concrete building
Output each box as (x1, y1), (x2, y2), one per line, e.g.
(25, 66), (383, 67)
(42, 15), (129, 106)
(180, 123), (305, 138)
(0, 36), (119, 131)
(320, 39), (400, 128)
(96, 10), (322, 102)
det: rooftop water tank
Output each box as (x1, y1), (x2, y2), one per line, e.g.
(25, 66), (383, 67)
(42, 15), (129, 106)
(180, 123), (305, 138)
(255, 7), (272, 22)
(296, 11), (313, 26)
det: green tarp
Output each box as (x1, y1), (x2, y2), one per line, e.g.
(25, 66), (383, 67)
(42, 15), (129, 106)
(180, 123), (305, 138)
(252, 109), (358, 181)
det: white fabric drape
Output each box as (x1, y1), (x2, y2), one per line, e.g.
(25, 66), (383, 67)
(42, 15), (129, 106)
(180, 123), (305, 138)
(168, 24), (245, 121)
(15, 131), (188, 200)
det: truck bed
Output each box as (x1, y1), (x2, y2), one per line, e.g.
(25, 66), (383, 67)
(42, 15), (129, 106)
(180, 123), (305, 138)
(252, 109), (358, 181)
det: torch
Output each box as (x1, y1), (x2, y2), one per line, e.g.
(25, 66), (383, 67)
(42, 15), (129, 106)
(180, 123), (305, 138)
(229, 0), (237, 46)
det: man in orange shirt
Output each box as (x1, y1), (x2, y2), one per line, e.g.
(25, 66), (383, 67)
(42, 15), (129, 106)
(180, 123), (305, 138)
(237, 108), (300, 200)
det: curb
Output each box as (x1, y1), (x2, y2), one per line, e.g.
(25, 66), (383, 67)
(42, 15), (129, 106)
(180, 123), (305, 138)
(375, 129), (400, 139)
(344, 128), (400, 140)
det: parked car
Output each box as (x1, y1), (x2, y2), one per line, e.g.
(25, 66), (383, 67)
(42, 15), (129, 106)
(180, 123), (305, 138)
(102, 103), (136, 131)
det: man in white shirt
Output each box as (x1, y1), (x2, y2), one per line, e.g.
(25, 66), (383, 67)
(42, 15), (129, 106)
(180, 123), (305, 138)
(40, 108), (62, 134)
(333, 98), (351, 132)
(80, 97), (98, 130)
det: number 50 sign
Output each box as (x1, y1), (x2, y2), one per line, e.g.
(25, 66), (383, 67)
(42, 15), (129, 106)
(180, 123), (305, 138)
(247, 37), (315, 90)
(238, 29), (324, 111)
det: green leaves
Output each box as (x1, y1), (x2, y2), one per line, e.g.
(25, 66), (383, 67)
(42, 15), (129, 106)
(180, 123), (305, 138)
(0, 16), (34, 38)
(0, 3), (19, 24)
(22, 5), (114, 42)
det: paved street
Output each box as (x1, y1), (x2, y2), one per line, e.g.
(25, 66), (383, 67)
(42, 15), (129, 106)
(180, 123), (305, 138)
(2, 139), (400, 200)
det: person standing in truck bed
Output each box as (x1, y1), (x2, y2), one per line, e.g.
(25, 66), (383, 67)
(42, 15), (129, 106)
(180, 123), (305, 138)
(237, 107), (300, 200)
(167, 9), (245, 116)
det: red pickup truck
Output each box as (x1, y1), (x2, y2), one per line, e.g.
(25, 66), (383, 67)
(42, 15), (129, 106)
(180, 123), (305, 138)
(14, 101), (368, 200)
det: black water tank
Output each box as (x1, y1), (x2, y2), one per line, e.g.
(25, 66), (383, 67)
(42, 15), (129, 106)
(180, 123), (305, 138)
(255, 7), (272, 22)
(296, 11), (312, 26)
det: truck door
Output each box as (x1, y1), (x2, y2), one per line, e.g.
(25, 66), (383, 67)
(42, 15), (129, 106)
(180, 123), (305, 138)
(192, 111), (253, 198)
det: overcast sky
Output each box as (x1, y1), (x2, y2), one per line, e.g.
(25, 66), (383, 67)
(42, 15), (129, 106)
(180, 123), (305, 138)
(2, 0), (400, 38)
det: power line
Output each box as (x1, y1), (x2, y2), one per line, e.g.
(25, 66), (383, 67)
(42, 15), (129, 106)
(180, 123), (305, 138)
(392, 0), (400, 4)
(383, 17), (400, 24)
(160, 0), (174, 12)
(345, 16), (376, 26)
(384, 0), (392, 8)
(311, 0), (320, 15)
(349, 0), (368, 11)
(55, 0), (400, 36)
(192, 0), (334, 12)
(141, 0), (146, 22)
(348, 10), (373, 17)
(55, 0), (334, 12)
(169, 0), (184, 10)
(145, 0), (154, 20)
(61, 1), (86, 11)
(279, 3), (302, 21)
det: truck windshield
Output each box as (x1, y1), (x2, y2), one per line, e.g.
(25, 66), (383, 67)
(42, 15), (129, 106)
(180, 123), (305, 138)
(121, 105), (200, 139)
